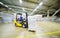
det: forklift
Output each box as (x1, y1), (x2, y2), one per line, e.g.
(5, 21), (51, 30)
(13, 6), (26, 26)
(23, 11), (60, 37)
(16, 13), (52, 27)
(14, 13), (28, 28)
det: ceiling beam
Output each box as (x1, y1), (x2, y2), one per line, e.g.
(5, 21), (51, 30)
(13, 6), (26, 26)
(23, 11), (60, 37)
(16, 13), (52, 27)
(0, 1), (36, 9)
(52, 8), (60, 16)
(5, 4), (33, 11)
(24, 0), (39, 4)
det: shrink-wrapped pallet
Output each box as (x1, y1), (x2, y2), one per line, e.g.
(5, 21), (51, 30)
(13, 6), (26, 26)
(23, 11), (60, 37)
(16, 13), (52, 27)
(28, 15), (42, 31)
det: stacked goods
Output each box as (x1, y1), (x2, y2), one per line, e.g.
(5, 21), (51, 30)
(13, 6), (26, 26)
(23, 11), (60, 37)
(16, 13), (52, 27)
(28, 15), (42, 31)
(28, 16), (37, 31)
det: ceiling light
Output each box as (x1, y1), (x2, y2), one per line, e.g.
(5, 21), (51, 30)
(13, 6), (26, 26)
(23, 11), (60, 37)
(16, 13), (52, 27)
(9, 8), (12, 9)
(34, 2), (43, 11)
(22, 8), (25, 11)
(0, 2), (4, 5)
(30, 2), (43, 15)
(5, 5), (8, 7)
(39, 2), (43, 6)
(14, 13), (16, 16)
(19, 0), (23, 4)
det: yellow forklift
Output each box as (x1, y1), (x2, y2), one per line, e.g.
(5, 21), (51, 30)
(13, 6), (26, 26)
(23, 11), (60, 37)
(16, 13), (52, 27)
(14, 13), (28, 28)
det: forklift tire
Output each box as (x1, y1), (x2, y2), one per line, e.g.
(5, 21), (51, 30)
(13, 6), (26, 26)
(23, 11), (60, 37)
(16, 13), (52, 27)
(28, 30), (35, 32)
(15, 23), (17, 27)
(24, 24), (28, 28)
(22, 25), (25, 28)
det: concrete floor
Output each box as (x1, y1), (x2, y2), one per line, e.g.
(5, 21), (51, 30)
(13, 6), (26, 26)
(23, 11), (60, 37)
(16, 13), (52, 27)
(0, 23), (36, 38)
(0, 21), (60, 38)
(36, 21), (60, 38)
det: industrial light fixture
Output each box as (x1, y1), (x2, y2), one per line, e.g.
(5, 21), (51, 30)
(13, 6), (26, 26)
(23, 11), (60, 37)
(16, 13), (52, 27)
(14, 13), (16, 16)
(9, 8), (12, 10)
(5, 5), (8, 7)
(30, 2), (43, 15)
(19, 0), (23, 4)
(0, 2), (4, 5)
(39, 2), (43, 6)
(0, 2), (9, 8)
(22, 8), (25, 11)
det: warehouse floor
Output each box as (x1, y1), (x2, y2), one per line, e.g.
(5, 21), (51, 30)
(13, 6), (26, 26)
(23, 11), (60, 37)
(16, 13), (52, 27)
(0, 21), (60, 38)
(0, 23), (36, 38)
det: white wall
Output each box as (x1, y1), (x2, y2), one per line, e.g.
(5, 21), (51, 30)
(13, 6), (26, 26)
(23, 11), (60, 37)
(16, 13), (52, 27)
(0, 12), (14, 23)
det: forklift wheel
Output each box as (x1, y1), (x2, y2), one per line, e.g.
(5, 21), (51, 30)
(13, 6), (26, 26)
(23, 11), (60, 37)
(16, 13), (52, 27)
(15, 23), (17, 27)
(28, 30), (35, 32)
(22, 25), (25, 28)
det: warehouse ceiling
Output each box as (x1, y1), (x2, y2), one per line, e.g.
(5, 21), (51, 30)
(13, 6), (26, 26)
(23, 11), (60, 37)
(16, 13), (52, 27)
(0, 0), (60, 15)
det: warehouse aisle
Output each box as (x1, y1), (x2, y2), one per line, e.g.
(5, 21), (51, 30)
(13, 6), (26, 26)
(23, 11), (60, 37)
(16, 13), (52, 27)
(0, 23), (36, 38)
(0, 21), (60, 38)
(0, 0), (60, 38)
